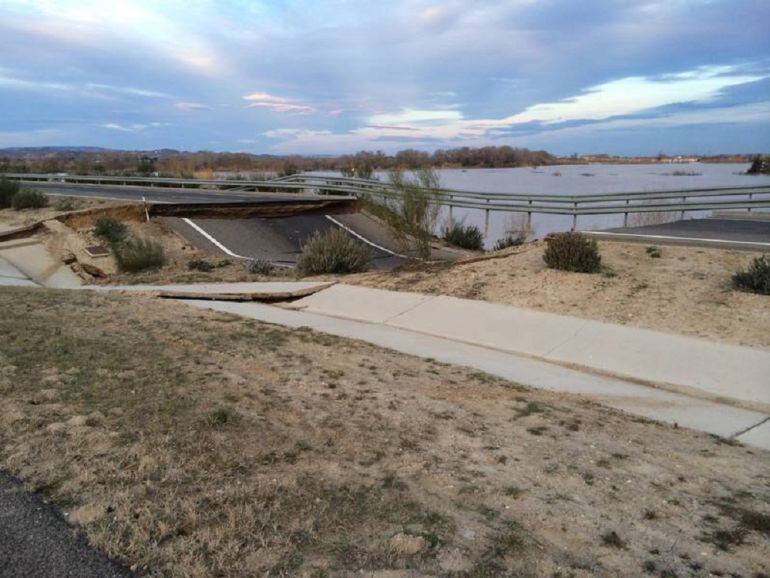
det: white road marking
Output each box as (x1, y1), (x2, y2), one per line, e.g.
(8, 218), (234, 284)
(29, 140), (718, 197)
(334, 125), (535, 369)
(587, 230), (770, 247)
(181, 218), (253, 260)
(324, 215), (409, 259)
(179, 219), (292, 268)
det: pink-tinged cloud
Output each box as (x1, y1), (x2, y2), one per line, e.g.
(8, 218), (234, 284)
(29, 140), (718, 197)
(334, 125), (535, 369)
(242, 91), (315, 114)
(243, 92), (293, 103)
(365, 124), (419, 132)
(246, 102), (315, 114)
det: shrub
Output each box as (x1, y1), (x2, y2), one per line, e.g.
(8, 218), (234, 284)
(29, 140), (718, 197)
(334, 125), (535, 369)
(247, 259), (275, 275)
(188, 259), (214, 272)
(54, 198), (77, 212)
(296, 228), (372, 275)
(114, 237), (166, 272)
(493, 233), (525, 251)
(0, 177), (19, 208)
(11, 189), (48, 210)
(371, 168), (442, 259)
(543, 232), (601, 273)
(94, 217), (128, 245)
(747, 155), (770, 175)
(645, 245), (662, 258)
(732, 255), (770, 295)
(442, 220), (484, 250)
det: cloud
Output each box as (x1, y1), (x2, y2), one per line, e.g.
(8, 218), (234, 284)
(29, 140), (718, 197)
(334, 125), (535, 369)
(0, 70), (172, 100)
(368, 108), (463, 126)
(175, 101), (210, 111)
(243, 92), (293, 104)
(243, 92), (316, 114)
(500, 65), (767, 125)
(2, 1), (770, 153)
(101, 121), (169, 132)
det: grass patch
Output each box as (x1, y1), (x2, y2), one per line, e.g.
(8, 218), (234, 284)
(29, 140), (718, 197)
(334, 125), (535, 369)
(187, 259), (215, 272)
(732, 255), (770, 295)
(601, 530), (626, 549)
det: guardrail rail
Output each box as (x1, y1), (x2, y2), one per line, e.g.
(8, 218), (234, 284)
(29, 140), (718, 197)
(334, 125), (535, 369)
(4, 172), (769, 231)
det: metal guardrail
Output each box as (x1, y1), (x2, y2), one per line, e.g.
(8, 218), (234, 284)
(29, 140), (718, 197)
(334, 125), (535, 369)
(5, 172), (769, 230)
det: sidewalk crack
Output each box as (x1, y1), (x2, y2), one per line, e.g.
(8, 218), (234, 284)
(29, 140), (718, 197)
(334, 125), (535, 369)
(543, 320), (590, 356)
(382, 296), (435, 325)
(731, 416), (770, 440)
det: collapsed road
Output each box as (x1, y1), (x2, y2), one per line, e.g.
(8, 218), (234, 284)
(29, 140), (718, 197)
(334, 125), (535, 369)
(22, 181), (416, 269)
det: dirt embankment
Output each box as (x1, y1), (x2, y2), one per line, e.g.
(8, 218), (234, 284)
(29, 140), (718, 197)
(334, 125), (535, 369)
(1, 200), (293, 284)
(350, 240), (770, 348)
(0, 288), (768, 577)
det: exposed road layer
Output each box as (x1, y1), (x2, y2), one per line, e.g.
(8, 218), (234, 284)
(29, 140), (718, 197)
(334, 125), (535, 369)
(0, 472), (133, 578)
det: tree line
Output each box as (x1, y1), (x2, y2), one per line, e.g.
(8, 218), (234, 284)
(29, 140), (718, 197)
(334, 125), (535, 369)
(0, 145), (556, 178)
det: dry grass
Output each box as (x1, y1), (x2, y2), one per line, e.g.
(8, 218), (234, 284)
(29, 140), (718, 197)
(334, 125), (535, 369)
(0, 287), (768, 577)
(350, 240), (770, 348)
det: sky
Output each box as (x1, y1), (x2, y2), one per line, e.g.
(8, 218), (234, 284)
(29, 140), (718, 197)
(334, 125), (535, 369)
(1, 0), (769, 156)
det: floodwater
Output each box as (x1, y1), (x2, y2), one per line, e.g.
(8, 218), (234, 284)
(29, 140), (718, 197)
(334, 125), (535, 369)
(320, 163), (770, 246)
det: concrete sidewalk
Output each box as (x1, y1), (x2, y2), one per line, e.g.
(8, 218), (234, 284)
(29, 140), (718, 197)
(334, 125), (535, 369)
(0, 256), (38, 287)
(91, 281), (333, 301)
(183, 298), (769, 449)
(0, 239), (81, 289)
(287, 285), (770, 413)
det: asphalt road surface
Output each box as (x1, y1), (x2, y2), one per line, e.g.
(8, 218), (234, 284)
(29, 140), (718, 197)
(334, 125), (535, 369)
(166, 214), (407, 269)
(24, 181), (333, 205)
(0, 472), (133, 578)
(604, 217), (770, 245)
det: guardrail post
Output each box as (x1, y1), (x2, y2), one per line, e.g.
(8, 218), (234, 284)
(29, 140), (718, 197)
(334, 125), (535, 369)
(680, 196), (686, 220)
(449, 195), (454, 221)
(748, 192), (753, 213)
(623, 199), (629, 227)
(572, 201), (577, 231)
(484, 198), (490, 236)
(527, 200), (532, 229)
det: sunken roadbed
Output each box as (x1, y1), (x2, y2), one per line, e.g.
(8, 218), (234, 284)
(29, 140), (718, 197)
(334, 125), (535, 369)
(22, 181), (407, 269)
(165, 215), (405, 269)
(588, 217), (770, 249)
(0, 472), (132, 578)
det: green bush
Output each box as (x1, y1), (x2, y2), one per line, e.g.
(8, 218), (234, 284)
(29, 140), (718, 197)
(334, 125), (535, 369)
(543, 232), (601, 273)
(54, 198), (77, 212)
(645, 245), (662, 258)
(296, 228), (372, 276)
(94, 217), (128, 245)
(188, 259), (215, 272)
(493, 233), (525, 251)
(442, 220), (484, 250)
(732, 255), (770, 295)
(247, 259), (275, 275)
(11, 189), (48, 210)
(114, 237), (166, 273)
(0, 177), (19, 209)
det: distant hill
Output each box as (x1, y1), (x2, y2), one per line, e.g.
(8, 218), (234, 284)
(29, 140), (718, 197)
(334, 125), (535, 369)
(0, 146), (113, 158)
